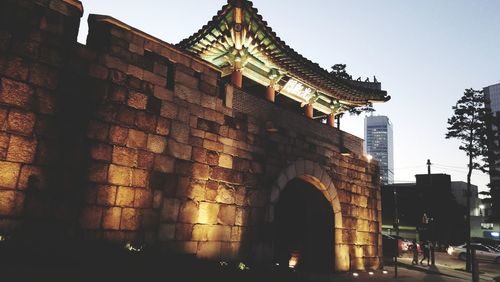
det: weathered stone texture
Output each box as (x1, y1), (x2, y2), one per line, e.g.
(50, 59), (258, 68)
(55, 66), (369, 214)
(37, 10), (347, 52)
(0, 0), (382, 272)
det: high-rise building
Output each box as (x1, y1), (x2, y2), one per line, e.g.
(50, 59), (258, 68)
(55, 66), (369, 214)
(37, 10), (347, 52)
(484, 82), (500, 221)
(364, 115), (394, 184)
(484, 83), (500, 113)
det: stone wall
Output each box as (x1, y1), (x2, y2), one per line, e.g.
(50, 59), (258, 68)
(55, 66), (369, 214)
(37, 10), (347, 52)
(0, 0), (83, 239)
(0, 0), (383, 271)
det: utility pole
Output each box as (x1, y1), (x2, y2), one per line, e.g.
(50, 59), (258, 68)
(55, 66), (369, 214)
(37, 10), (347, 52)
(427, 159), (435, 266)
(393, 185), (399, 278)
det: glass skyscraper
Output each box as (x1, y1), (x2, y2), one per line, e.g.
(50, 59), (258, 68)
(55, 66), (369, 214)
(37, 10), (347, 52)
(364, 115), (394, 184)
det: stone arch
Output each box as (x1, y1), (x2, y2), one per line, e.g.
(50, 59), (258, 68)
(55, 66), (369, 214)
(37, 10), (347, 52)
(266, 159), (349, 271)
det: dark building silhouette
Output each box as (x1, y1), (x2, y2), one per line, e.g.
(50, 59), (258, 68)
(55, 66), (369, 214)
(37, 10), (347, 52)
(382, 174), (466, 245)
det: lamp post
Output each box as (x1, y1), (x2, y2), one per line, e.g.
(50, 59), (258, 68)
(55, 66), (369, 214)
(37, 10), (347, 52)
(393, 185), (399, 278)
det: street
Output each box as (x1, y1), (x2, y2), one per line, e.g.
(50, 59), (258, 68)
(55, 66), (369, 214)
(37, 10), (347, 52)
(397, 251), (500, 279)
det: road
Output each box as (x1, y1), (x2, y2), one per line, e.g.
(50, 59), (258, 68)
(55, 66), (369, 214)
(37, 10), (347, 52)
(398, 251), (500, 279)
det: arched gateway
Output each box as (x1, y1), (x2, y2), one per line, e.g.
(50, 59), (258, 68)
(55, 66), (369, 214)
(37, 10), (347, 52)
(266, 159), (349, 272)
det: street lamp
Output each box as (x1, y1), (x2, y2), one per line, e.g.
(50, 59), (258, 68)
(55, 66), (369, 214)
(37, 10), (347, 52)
(393, 185), (399, 278)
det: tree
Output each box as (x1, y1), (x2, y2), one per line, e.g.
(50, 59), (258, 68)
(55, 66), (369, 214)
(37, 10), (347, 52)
(445, 88), (489, 272)
(330, 64), (352, 80)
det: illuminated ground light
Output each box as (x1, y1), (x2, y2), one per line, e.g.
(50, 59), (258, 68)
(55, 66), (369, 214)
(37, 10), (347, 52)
(382, 270), (388, 274)
(288, 252), (300, 269)
(368, 271), (374, 275)
(352, 273), (359, 277)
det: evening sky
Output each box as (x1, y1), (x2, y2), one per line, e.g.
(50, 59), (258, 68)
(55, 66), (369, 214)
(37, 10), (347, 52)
(77, 0), (500, 192)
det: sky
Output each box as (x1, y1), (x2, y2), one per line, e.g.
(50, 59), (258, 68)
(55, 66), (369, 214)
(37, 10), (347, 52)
(77, 0), (500, 193)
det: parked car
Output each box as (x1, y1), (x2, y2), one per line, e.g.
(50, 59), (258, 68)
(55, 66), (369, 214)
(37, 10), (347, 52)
(382, 234), (409, 256)
(447, 243), (500, 263)
(391, 235), (412, 252)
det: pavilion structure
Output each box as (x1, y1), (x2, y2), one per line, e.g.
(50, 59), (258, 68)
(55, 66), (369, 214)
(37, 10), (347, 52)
(178, 0), (389, 125)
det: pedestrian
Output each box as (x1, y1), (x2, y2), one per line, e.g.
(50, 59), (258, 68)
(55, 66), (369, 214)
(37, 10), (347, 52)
(420, 241), (430, 266)
(411, 239), (419, 265)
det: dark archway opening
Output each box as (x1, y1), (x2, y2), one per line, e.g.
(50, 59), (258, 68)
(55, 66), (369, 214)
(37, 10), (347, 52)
(274, 178), (334, 273)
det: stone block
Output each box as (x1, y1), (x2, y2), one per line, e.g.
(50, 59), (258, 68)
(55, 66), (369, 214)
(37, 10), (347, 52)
(7, 135), (37, 163)
(156, 117), (170, 136)
(177, 179), (205, 201)
(109, 126), (128, 145)
(233, 158), (250, 172)
(207, 225), (231, 241)
(178, 200), (199, 223)
(153, 190), (162, 208)
(144, 70), (166, 86)
(127, 91), (148, 110)
(90, 143), (112, 162)
(158, 223), (176, 241)
(235, 207), (250, 226)
(167, 139), (192, 160)
(3, 56), (29, 81)
(7, 110), (35, 135)
(175, 84), (202, 104)
(101, 54), (127, 72)
(108, 164), (131, 186)
(88, 163), (108, 183)
(134, 189), (152, 208)
(80, 206), (102, 230)
(132, 168), (148, 187)
(161, 198), (180, 222)
(120, 208), (140, 230)
(137, 150), (155, 169)
(192, 162), (209, 180)
(175, 223), (193, 240)
(0, 161), (21, 189)
(198, 202), (220, 224)
(170, 120), (190, 143)
(207, 150), (219, 166)
(0, 190), (16, 215)
(135, 111), (157, 132)
(0, 78), (33, 109)
(201, 94), (217, 110)
(102, 207), (122, 230)
(147, 134), (166, 153)
(17, 164), (44, 190)
(127, 64), (144, 79)
(153, 155), (175, 173)
(117, 106), (135, 125)
(112, 146), (138, 166)
(216, 183), (235, 204)
(203, 139), (224, 152)
(127, 129), (147, 149)
(218, 205), (236, 225)
(116, 186), (135, 207)
(234, 186), (246, 206)
(218, 154), (233, 169)
(30, 60), (58, 87)
(210, 167), (242, 184)
(154, 86), (174, 101)
(191, 147), (207, 163)
(175, 70), (199, 88)
(197, 242), (221, 259)
(192, 224), (209, 241)
(153, 62), (167, 75)
(96, 185), (117, 206)
(206, 180), (218, 201)
(160, 101), (178, 119)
